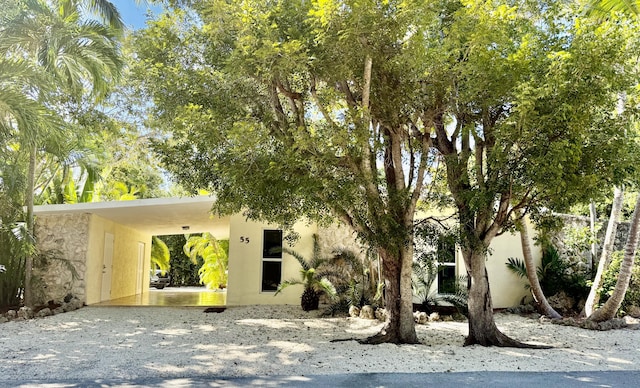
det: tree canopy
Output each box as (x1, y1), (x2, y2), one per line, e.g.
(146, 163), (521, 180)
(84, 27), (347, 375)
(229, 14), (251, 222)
(130, 0), (639, 345)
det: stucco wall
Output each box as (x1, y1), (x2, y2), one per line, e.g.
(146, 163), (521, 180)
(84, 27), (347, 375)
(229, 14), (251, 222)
(34, 213), (90, 305)
(484, 223), (541, 308)
(226, 215), (318, 306)
(85, 215), (152, 304)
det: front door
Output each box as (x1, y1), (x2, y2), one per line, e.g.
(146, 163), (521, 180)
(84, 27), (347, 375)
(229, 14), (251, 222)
(101, 233), (114, 301)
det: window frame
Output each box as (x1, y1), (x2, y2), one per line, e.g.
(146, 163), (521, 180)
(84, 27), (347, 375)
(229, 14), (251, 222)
(261, 229), (283, 292)
(436, 235), (457, 295)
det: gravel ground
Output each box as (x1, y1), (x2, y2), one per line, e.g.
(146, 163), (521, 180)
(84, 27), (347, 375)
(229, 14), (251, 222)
(0, 305), (639, 382)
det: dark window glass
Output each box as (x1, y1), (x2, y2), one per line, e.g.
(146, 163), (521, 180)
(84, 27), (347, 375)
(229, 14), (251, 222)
(263, 229), (283, 258)
(262, 261), (282, 292)
(438, 265), (457, 294)
(437, 236), (456, 263)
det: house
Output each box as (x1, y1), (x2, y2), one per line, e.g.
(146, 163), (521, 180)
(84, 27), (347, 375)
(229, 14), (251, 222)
(32, 196), (541, 308)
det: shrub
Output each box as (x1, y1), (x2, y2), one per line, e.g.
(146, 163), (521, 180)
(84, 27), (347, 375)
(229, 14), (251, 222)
(599, 251), (640, 315)
(506, 243), (589, 302)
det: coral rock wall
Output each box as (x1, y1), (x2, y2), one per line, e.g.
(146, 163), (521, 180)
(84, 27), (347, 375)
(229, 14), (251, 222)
(34, 214), (89, 305)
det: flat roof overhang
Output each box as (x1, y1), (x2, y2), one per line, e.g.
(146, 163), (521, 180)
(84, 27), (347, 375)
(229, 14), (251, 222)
(33, 196), (230, 237)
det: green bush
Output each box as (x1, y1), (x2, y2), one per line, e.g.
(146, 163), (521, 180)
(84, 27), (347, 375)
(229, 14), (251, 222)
(599, 251), (640, 314)
(506, 243), (589, 301)
(162, 234), (201, 287)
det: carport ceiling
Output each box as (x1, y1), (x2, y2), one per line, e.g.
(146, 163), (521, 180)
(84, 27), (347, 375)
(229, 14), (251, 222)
(33, 196), (230, 237)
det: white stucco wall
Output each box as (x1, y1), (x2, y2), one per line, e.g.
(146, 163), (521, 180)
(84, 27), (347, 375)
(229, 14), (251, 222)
(226, 214), (318, 306)
(484, 222), (541, 308)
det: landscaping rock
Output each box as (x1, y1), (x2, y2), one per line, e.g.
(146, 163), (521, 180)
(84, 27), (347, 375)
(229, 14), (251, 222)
(548, 291), (575, 315)
(18, 307), (33, 320)
(414, 311), (428, 324)
(375, 308), (387, 322)
(429, 312), (440, 322)
(36, 308), (52, 318)
(348, 305), (360, 318)
(627, 305), (640, 318)
(359, 305), (374, 320)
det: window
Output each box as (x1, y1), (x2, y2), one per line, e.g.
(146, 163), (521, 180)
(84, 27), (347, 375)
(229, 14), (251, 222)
(437, 235), (457, 294)
(261, 229), (283, 292)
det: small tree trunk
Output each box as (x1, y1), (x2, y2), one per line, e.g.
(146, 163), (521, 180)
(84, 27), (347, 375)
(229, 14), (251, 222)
(360, 247), (417, 344)
(583, 186), (624, 317)
(463, 249), (546, 348)
(23, 144), (37, 308)
(515, 215), (561, 319)
(588, 192), (640, 323)
(589, 200), (597, 268)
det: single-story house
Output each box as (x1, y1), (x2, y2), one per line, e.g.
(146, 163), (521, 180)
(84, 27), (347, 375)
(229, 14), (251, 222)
(32, 196), (540, 308)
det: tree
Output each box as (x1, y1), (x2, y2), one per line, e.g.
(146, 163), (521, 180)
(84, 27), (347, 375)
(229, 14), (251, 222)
(136, 0), (430, 344)
(0, 0), (122, 306)
(583, 186), (625, 317)
(427, 1), (637, 345)
(589, 193), (640, 321)
(133, 0), (638, 346)
(514, 215), (561, 319)
(582, 0), (640, 323)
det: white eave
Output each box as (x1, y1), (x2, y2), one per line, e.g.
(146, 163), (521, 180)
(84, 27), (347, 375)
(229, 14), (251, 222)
(33, 196), (230, 237)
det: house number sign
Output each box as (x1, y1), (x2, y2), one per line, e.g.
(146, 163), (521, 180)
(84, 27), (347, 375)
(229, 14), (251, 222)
(240, 236), (250, 244)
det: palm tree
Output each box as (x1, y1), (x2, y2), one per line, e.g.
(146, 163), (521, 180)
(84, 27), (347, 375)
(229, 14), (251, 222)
(0, 0), (123, 306)
(183, 233), (228, 289)
(274, 235), (337, 311)
(587, 0), (640, 15)
(514, 213), (561, 319)
(588, 193), (640, 322)
(582, 0), (638, 321)
(150, 236), (171, 274)
(582, 186), (624, 317)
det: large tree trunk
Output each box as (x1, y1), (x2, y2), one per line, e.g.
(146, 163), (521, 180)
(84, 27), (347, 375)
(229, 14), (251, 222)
(516, 216), (561, 319)
(463, 249), (546, 348)
(360, 246), (418, 344)
(583, 186), (624, 317)
(588, 192), (640, 322)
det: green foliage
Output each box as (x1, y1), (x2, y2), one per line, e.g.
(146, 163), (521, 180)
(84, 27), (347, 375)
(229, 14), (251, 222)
(412, 252), (468, 315)
(322, 248), (383, 315)
(162, 234), (200, 287)
(275, 235), (338, 311)
(563, 226), (598, 269)
(183, 233), (228, 289)
(599, 251), (640, 315)
(412, 223), (468, 314)
(130, 0), (640, 338)
(507, 243), (589, 300)
(150, 236), (171, 274)
(0, 223), (32, 307)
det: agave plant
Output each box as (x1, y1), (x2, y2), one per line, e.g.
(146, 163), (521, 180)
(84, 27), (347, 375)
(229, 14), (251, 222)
(275, 235), (337, 311)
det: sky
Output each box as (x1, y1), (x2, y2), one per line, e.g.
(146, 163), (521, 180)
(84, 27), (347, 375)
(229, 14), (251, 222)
(111, 0), (164, 30)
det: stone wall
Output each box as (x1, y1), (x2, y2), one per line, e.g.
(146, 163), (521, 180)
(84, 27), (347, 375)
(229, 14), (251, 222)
(34, 213), (90, 305)
(552, 213), (631, 276)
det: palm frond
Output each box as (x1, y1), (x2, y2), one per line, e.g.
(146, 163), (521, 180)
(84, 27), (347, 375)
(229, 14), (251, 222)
(274, 278), (302, 296)
(506, 257), (528, 279)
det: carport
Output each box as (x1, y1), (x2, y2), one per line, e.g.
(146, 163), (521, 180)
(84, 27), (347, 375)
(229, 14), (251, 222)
(33, 196), (230, 307)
